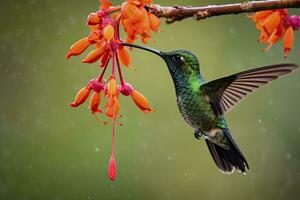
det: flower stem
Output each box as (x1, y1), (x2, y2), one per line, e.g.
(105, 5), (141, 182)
(112, 114), (116, 155)
(115, 52), (125, 86)
(112, 53), (116, 77)
(98, 57), (110, 82)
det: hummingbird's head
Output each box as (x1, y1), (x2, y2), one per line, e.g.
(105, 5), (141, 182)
(160, 50), (200, 76)
(121, 43), (201, 77)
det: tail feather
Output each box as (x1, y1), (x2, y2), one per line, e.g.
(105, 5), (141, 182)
(206, 128), (249, 174)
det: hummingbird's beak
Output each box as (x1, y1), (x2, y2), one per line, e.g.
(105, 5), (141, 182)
(120, 43), (164, 58)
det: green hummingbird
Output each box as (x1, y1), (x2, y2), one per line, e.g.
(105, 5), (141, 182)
(122, 43), (298, 174)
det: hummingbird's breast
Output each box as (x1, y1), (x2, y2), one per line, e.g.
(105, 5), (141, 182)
(176, 89), (218, 131)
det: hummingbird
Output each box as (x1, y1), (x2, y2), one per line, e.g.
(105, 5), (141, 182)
(122, 43), (298, 174)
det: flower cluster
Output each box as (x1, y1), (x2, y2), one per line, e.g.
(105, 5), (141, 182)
(121, 0), (160, 43)
(250, 9), (300, 57)
(66, 0), (158, 181)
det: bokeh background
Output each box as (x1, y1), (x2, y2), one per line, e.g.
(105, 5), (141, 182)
(0, 0), (300, 199)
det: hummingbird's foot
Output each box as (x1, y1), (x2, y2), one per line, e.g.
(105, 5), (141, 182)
(194, 129), (202, 140)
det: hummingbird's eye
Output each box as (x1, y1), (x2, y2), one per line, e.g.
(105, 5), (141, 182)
(173, 55), (185, 63)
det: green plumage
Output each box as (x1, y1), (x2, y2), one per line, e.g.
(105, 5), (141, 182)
(163, 50), (229, 148)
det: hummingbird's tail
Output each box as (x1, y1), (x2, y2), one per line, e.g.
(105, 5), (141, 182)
(205, 128), (249, 174)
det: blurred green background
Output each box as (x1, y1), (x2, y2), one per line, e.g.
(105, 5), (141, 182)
(0, 0), (300, 199)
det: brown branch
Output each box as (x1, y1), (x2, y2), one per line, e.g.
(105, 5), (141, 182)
(148, 0), (300, 24)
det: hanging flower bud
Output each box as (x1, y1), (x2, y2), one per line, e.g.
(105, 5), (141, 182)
(89, 92), (102, 114)
(108, 77), (117, 96)
(82, 42), (106, 63)
(103, 24), (115, 40)
(70, 87), (91, 107)
(66, 37), (91, 59)
(283, 26), (294, 57)
(117, 46), (131, 67)
(108, 153), (117, 181)
(130, 90), (153, 113)
(87, 12), (101, 25)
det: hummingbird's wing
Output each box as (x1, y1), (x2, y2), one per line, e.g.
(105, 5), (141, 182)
(201, 63), (298, 117)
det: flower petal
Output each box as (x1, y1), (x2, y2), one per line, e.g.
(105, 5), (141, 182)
(117, 46), (131, 67)
(121, 2), (143, 19)
(283, 26), (294, 57)
(262, 12), (281, 34)
(66, 37), (91, 59)
(86, 12), (101, 25)
(250, 11), (273, 22)
(130, 90), (153, 113)
(148, 13), (160, 32)
(70, 87), (91, 107)
(82, 42), (106, 63)
(89, 92), (102, 114)
(100, 0), (113, 10)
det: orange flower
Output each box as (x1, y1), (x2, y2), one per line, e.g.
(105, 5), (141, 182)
(82, 41), (106, 63)
(121, 0), (160, 43)
(86, 13), (101, 25)
(130, 90), (153, 113)
(117, 46), (131, 67)
(89, 91), (102, 114)
(148, 13), (160, 32)
(70, 87), (91, 107)
(66, 37), (91, 59)
(100, 0), (113, 10)
(283, 26), (294, 57)
(250, 9), (299, 57)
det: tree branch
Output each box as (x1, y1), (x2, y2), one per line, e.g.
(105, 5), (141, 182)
(148, 0), (300, 24)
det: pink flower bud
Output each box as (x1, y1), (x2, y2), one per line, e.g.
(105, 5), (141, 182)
(287, 15), (300, 30)
(120, 83), (134, 96)
(108, 154), (117, 181)
(88, 79), (104, 92)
